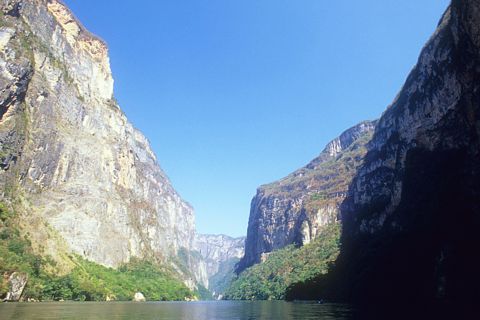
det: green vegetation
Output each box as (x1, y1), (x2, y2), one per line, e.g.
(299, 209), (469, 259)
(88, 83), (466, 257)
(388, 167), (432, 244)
(0, 203), (44, 299)
(194, 284), (213, 301)
(0, 10), (8, 28)
(0, 203), (194, 301)
(209, 257), (240, 297)
(263, 127), (373, 196)
(176, 247), (214, 300)
(224, 223), (340, 300)
(70, 258), (194, 301)
(310, 193), (328, 201)
(177, 247), (202, 277)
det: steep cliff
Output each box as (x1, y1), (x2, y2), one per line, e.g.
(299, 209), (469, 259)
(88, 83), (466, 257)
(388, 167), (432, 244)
(237, 121), (375, 272)
(288, 0), (480, 307)
(0, 0), (195, 273)
(194, 234), (245, 298)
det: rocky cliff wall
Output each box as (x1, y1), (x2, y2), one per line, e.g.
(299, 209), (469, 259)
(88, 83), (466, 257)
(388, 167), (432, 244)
(194, 234), (244, 297)
(319, 0), (480, 306)
(237, 121), (376, 272)
(0, 0), (195, 270)
(195, 234), (245, 280)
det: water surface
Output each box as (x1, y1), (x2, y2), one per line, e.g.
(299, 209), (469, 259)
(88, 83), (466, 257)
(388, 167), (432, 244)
(0, 301), (353, 320)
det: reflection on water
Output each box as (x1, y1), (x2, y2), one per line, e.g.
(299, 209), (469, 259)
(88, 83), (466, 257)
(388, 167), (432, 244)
(0, 301), (353, 320)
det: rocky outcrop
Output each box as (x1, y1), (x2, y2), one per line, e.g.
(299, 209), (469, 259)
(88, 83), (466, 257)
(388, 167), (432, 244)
(2, 272), (28, 301)
(176, 247), (209, 290)
(0, 0), (195, 272)
(237, 121), (375, 272)
(297, 0), (480, 307)
(195, 234), (245, 279)
(194, 234), (245, 297)
(133, 292), (146, 302)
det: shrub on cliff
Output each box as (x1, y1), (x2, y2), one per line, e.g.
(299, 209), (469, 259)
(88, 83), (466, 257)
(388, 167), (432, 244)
(224, 223), (340, 300)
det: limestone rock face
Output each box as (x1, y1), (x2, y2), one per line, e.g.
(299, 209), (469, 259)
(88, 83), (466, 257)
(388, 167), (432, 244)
(194, 234), (244, 296)
(195, 234), (245, 279)
(133, 292), (146, 302)
(237, 121), (375, 272)
(0, 0), (195, 269)
(177, 247), (209, 290)
(330, 0), (480, 305)
(3, 272), (28, 301)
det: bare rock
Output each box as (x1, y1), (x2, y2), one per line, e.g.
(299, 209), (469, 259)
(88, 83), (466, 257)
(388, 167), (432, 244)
(238, 121), (376, 272)
(194, 234), (245, 297)
(309, 0), (480, 306)
(0, 0), (197, 280)
(133, 292), (146, 302)
(3, 272), (27, 302)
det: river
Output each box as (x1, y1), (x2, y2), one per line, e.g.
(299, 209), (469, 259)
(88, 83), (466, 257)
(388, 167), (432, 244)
(0, 301), (354, 320)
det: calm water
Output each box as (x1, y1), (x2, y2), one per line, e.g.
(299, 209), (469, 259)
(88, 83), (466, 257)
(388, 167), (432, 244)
(0, 301), (354, 320)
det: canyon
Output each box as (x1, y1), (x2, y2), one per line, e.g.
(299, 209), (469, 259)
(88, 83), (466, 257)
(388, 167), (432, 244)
(0, 0), (214, 294)
(236, 0), (480, 308)
(2, 0), (479, 308)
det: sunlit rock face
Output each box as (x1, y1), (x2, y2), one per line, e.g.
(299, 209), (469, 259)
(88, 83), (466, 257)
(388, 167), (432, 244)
(195, 234), (245, 278)
(237, 121), (376, 273)
(194, 234), (245, 297)
(0, 0), (195, 269)
(331, 0), (480, 306)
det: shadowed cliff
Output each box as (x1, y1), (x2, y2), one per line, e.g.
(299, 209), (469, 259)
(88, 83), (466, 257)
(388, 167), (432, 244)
(287, 0), (480, 310)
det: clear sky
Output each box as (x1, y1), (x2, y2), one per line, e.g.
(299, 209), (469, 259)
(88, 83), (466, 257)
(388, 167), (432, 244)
(63, 0), (449, 237)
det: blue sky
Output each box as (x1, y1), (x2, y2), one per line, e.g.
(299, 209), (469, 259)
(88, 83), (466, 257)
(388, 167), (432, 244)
(64, 0), (449, 237)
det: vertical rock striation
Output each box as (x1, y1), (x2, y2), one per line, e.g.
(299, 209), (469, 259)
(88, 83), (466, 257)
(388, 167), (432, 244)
(194, 234), (245, 297)
(195, 234), (245, 279)
(0, 0), (195, 271)
(237, 121), (376, 272)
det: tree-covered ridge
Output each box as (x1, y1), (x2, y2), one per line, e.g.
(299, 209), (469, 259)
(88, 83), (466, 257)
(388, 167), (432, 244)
(224, 223), (340, 300)
(0, 203), (194, 301)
